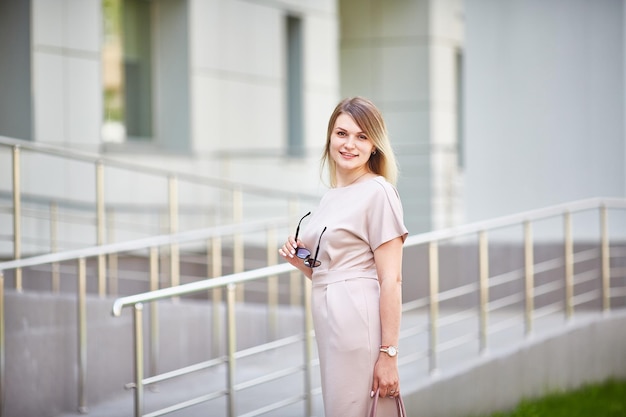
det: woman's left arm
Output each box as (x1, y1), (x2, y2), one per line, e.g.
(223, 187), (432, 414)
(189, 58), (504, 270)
(371, 236), (404, 398)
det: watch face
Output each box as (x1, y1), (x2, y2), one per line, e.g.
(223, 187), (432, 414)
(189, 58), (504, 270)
(388, 346), (397, 356)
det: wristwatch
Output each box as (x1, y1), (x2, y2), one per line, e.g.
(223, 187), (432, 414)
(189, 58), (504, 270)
(380, 345), (398, 357)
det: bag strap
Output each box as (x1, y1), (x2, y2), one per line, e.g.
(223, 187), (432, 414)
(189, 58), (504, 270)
(369, 389), (406, 417)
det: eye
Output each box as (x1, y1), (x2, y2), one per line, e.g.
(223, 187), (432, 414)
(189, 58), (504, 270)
(358, 134), (368, 140)
(336, 131), (346, 136)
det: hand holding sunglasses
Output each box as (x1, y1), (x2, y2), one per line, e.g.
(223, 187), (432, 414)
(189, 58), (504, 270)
(292, 212), (326, 268)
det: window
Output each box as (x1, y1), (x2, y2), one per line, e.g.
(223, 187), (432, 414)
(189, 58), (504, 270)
(0, 1), (32, 140)
(102, 0), (153, 143)
(455, 48), (464, 169)
(286, 15), (304, 157)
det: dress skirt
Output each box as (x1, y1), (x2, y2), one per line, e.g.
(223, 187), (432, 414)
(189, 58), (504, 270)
(312, 270), (397, 417)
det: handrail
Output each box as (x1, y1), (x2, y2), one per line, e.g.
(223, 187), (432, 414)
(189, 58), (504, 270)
(107, 197), (626, 417)
(2, 197), (626, 417)
(0, 217), (292, 416)
(108, 196), (626, 313)
(107, 196), (618, 313)
(112, 263), (293, 317)
(0, 217), (287, 273)
(405, 197), (626, 245)
(0, 136), (318, 201)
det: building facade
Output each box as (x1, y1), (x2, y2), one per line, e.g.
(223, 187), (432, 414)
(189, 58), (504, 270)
(1, 0), (624, 244)
(0, 0), (465, 241)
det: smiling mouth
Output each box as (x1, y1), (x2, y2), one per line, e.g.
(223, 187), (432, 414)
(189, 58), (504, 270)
(340, 151), (358, 158)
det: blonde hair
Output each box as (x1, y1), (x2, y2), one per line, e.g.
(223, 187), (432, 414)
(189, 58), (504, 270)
(321, 97), (399, 187)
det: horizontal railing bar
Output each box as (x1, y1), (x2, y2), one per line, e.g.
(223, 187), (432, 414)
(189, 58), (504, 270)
(488, 293), (525, 311)
(573, 248), (600, 262)
(0, 137), (319, 201)
(610, 287), (626, 297)
(437, 333), (477, 353)
(234, 364), (304, 391)
(438, 283), (478, 302)
(136, 357), (226, 388)
(11, 206), (97, 225)
(238, 394), (306, 417)
(400, 324), (428, 339)
(534, 257), (565, 275)
(234, 334), (304, 360)
(112, 264), (294, 316)
(487, 315), (522, 334)
(0, 190), (221, 215)
(398, 350), (428, 366)
(0, 218), (287, 272)
(143, 390), (228, 417)
(571, 289), (601, 306)
(404, 197), (626, 246)
(438, 308), (476, 327)
(401, 297), (429, 312)
(489, 268), (524, 288)
(572, 269), (599, 286)
(534, 280), (564, 297)
(533, 302), (564, 320)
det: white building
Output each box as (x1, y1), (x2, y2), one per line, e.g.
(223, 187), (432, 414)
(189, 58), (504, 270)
(0, 0), (623, 245)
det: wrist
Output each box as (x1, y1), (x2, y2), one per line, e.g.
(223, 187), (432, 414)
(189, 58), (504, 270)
(379, 345), (399, 357)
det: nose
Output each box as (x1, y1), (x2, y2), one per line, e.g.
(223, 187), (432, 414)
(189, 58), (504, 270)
(344, 134), (356, 148)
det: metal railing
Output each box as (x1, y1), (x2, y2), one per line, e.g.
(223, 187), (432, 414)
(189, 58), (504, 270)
(106, 197), (626, 417)
(1, 197), (625, 416)
(0, 218), (294, 416)
(0, 136), (318, 282)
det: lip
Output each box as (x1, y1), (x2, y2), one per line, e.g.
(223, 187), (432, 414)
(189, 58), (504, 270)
(340, 151), (358, 158)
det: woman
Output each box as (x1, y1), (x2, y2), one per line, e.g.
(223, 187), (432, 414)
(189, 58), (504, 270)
(279, 97), (408, 417)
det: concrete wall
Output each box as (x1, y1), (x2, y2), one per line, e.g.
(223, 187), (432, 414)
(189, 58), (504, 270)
(3, 290), (305, 417)
(464, 0), (626, 223)
(338, 0), (465, 233)
(5, 288), (626, 417)
(404, 310), (626, 417)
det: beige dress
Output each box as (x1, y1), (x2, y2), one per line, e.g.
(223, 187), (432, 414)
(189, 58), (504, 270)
(300, 176), (408, 417)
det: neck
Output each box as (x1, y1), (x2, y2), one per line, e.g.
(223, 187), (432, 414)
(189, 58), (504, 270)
(337, 170), (370, 187)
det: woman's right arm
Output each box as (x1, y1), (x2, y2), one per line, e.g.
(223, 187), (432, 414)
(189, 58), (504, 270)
(279, 236), (313, 279)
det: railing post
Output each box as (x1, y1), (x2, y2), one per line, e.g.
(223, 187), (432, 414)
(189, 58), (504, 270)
(478, 231), (489, 354)
(233, 188), (244, 302)
(210, 236), (223, 357)
(77, 258), (88, 413)
(428, 241), (439, 374)
(168, 175), (180, 288)
(133, 303), (145, 417)
(564, 211), (574, 319)
(96, 161), (106, 298)
(524, 221), (534, 336)
(600, 205), (610, 312)
(149, 247), (159, 380)
(303, 277), (314, 417)
(289, 200), (302, 307)
(0, 271), (5, 417)
(50, 201), (60, 293)
(12, 145), (22, 291)
(226, 283), (237, 417)
(107, 208), (118, 296)
(266, 225), (278, 340)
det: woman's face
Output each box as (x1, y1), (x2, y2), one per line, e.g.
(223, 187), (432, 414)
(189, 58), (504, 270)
(329, 113), (375, 174)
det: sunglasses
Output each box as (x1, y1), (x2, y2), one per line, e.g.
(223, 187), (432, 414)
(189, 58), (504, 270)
(294, 212), (327, 268)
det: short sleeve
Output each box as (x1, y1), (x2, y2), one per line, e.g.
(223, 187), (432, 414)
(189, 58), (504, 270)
(367, 180), (409, 251)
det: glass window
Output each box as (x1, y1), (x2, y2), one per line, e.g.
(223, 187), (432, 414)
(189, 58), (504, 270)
(455, 48), (464, 170)
(286, 15), (304, 157)
(102, 0), (153, 143)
